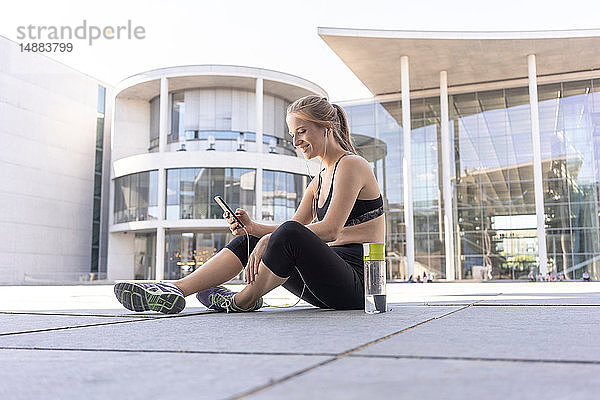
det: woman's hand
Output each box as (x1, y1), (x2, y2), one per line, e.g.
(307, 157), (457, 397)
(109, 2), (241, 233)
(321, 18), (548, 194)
(224, 208), (254, 236)
(245, 234), (270, 284)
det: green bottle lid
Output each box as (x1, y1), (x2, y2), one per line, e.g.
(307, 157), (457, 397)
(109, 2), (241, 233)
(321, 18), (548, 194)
(363, 242), (385, 261)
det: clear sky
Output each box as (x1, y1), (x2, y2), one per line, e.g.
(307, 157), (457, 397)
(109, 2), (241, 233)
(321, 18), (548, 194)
(1, 0), (598, 101)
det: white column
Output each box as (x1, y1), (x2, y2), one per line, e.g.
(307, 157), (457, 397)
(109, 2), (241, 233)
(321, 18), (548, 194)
(155, 226), (165, 281)
(401, 56), (415, 279)
(440, 71), (456, 280)
(159, 77), (169, 152)
(527, 54), (548, 276)
(255, 78), (264, 220)
(255, 167), (263, 221)
(256, 78), (264, 153)
(155, 167), (166, 281)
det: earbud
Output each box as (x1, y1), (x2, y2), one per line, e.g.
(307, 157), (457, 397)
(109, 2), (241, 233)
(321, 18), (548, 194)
(324, 129), (328, 137)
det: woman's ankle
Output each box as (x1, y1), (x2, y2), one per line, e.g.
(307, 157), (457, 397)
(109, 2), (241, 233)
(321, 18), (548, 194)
(171, 281), (190, 297)
(232, 293), (254, 311)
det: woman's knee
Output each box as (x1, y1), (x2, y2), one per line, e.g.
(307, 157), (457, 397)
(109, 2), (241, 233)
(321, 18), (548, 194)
(270, 220), (306, 243)
(228, 234), (248, 247)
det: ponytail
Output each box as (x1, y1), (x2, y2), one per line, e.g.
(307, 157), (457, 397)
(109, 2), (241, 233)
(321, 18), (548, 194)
(332, 103), (357, 154)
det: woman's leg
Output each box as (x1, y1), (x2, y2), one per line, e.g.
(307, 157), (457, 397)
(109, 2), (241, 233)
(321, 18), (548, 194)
(172, 235), (259, 296)
(245, 220), (364, 310)
(233, 261), (287, 309)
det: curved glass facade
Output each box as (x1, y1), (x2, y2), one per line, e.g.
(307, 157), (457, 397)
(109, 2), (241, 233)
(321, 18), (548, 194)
(166, 167), (256, 220)
(344, 77), (600, 280)
(164, 231), (234, 280)
(113, 170), (159, 224)
(148, 89), (295, 155)
(262, 170), (307, 221)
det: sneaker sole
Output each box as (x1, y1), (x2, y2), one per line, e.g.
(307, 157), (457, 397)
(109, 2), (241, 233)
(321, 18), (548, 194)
(114, 282), (185, 314)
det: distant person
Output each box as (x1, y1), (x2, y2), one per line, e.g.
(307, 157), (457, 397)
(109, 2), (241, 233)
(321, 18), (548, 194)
(583, 271), (591, 282)
(416, 276), (422, 283)
(407, 275), (415, 283)
(113, 95), (385, 313)
(427, 273), (433, 283)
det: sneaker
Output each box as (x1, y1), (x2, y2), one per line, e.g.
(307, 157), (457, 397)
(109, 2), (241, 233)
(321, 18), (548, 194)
(196, 286), (263, 313)
(114, 282), (186, 314)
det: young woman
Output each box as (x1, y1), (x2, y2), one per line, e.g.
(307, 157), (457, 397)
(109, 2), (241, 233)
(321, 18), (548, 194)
(114, 95), (385, 313)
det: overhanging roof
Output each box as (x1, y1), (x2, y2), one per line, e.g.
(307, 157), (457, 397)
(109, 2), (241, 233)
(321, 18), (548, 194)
(318, 28), (600, 95)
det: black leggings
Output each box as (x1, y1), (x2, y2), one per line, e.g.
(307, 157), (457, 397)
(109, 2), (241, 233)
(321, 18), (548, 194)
(225, 220), (365, 310)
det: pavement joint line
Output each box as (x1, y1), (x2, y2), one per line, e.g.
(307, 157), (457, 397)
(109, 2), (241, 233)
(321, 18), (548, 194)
(227, 302), (475, 400)
(0, 346), (598, 366)
(0, 346), (338, 357)
(0, 315), (167, 337)
(0, 310), (214, 318)
(347, 353), (600, 365)
(0, 309), (218, 337)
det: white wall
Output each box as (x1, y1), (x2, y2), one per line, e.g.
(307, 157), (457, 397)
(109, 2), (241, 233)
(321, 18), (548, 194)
(107, 232), (136, 281)
(112, 98), (149, 161)
(0, 36), (109, 284)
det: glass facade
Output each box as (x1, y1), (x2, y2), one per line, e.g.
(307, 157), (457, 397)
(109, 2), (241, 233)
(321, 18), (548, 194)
(343, 77), (600, 280)
(113, 171), (159, 224)
(164, 231), (234, 280)
(262, 170), (307, 221)
(90, 85), (106, 277)
(346, 101), (405, 279)
(539, 80), (600, 279)
(134, 232), (156, 280)
(147, 89), (295, 155)
(166, 168), (256, 220)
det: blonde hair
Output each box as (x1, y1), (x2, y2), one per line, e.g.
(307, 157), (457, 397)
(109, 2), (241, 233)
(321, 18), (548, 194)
(287, 95), (357, 154)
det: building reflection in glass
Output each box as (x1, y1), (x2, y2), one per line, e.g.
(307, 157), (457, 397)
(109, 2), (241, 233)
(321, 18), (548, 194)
(262, 170), (307, 221)
(164, 232), (233, 280)
(342, 78), (600, 280)
(134, 232), (156, 280)
(166, 168), (256, 220)
(114, 170), (159, 224)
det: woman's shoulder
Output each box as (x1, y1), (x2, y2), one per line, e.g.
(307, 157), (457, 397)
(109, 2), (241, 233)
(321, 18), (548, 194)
(336, 153), (380, 197)
(338, 153), (372, 174)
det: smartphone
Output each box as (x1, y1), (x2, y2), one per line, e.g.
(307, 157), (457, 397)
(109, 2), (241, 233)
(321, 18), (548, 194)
(214, 196), (245, 228)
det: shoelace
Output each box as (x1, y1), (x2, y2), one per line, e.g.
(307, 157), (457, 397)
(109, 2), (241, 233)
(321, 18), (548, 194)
(210, 292), (234, 312)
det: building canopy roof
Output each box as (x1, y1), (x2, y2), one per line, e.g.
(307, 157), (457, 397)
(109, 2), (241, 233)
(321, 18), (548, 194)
(318, 28), (600, 95)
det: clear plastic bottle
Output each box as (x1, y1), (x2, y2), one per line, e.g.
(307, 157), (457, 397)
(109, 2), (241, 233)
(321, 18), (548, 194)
(363, 242), (386, 314)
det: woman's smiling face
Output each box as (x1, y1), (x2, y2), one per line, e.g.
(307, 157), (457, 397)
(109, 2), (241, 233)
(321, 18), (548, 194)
(286, 113), (326, 159)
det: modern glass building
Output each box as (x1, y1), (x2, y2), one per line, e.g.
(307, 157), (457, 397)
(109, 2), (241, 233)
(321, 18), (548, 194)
(321, 28), (600, 281)
(6, 30), (599, 284)
(107, 65), (326, 281)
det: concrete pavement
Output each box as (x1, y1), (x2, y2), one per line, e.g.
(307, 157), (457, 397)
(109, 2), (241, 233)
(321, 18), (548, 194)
(0, 282), (598, 399)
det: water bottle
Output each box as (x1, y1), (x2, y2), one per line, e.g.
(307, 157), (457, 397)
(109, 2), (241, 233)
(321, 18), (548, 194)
(363, 242), (386, 314)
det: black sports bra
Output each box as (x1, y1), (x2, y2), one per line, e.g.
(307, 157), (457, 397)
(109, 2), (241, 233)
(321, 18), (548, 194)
(316, 153), (384, 227)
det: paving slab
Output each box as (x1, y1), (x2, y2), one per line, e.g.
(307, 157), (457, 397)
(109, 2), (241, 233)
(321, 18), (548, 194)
(245, 356), (600, 400)
(386, 282), (600, 305)
(356, 306), (600, 361)
(0, 306), (462, 354)
(0, 348), (328, 400)
(476, 292), (600, 305)
(0, 313), (145, 336)
(0, 307), (213, 317)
